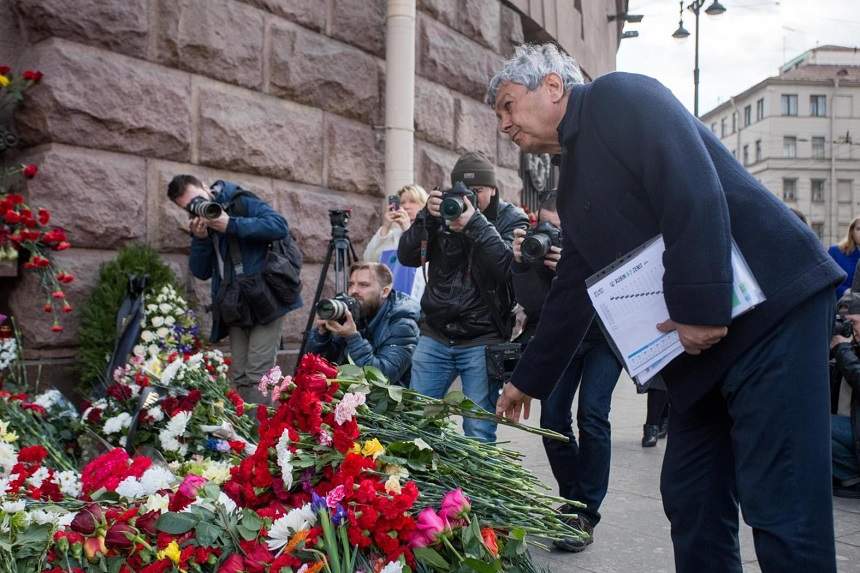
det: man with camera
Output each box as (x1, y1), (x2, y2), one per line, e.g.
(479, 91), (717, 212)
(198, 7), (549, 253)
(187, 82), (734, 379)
(167, 174), (302, 404)
(398, 151), (529, 442)
(830, 293), (860, 498)
(511, 192), (621, 552)
(306, 262), (420, 385)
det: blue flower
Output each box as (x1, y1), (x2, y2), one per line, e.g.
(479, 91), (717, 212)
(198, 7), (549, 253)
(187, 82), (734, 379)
(311, 491), (327, 514)
(332, 504), (348, 527)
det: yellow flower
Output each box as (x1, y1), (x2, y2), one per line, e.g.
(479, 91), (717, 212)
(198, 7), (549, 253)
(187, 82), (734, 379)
(0, 76), (9, 88)
(349, 443), (361, 455)
(361, 438), (385, 460)
(157, 540), (181, 565)
(0, 421), (17, 443)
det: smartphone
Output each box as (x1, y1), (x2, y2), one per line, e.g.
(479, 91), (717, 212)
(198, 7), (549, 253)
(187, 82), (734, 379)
(388, 194), (400, 211)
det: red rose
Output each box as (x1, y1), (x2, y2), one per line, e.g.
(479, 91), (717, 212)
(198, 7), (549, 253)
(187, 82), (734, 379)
(238, 541), (272, 573)
(4, 211), (21, 224)
(51, 290), (65, 299)
(62, 302), (73, 314)
(37, 208), (50, 225)
(50, 323), (63, 333)
(0, 66), (9, 75)
(140, 560), (172, 573)
(106, 383), (132, 402)
(70, 503), (104, 535)
(22, 164), (38, 179)
(217, 554), (245, 573)
(135, 511), (159, 536)
(105, 522), (137, 550)
(22, 70), (43, 82)
(43, 303), (52, 313)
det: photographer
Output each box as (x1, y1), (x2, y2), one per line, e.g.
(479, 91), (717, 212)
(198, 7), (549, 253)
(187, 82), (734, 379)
(511, 193), (621, 551)
(307, 263), (420, 385)
(167, 175), (300, 404)
(830, 293), (860, 498)
(398, 151), (529, 442)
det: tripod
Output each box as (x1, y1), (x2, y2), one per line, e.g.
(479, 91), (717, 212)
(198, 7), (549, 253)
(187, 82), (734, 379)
(296, 209), (357, 365)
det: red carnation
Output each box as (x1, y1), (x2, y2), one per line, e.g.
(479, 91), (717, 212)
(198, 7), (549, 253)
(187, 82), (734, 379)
(21, 403), (47, 415)
(43, 303), (52, 313)
(22, 70), (43, 82)
(18, 445), (48, 464)
(22, 164), (38, 179)
(37, 208), (50, 225)
(62, 302), (73, 313)
(106, 383), (132, 402)
(4, 211), (21, 224)
(50, 323), (63, 333)
(55, 241), (71, 251)
(140, 560), (172, 573)
(51, 290), (64, 299)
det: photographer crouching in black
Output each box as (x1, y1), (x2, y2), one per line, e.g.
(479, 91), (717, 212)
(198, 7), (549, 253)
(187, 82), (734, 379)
(168, 175), (302, 404)
(306, 262), (420, 385)
(511, 192), (622, 551)
(829, 292), (860, 498)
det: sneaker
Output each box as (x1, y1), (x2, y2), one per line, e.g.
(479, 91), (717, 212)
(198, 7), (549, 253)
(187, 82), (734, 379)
(553, 508), (594, 553)
(642, 424), (660, 447)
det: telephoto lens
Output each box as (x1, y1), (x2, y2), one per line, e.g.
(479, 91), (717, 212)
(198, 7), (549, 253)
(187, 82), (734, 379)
(186, 196), (223, 219)
(317, 298), (348, 322)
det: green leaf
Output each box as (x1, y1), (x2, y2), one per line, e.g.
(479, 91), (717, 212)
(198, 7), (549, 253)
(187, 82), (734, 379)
(413, 547), (451, 571)
(237, 524), (258, 541)
(107, 557), (124, 573)
(202, 483), (222, 500)
(241, 509), (263, 532)
(462, 558), (501, 573)
(443, 390), (466, 405)
(195, 522), (222, 546)
(156, 512), (200, 535)
(387, 384), (404, 402)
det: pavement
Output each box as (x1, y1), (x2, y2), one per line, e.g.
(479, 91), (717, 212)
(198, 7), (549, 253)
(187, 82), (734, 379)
(489, 374), (860, 573)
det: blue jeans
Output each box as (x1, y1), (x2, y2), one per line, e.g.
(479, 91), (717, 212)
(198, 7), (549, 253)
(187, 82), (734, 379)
(410, 336), (497, 442)
(540, 338), (622, 525)
(833, 415), (860, 483)
(661, 289), (836, 573)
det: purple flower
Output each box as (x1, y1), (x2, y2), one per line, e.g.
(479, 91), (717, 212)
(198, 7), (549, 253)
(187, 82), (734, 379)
(332, 504), (348, 527)
(311, 491), (327, 514)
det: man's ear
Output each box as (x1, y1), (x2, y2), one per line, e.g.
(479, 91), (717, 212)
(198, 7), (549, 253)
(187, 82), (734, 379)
(382, 285), (392, 298)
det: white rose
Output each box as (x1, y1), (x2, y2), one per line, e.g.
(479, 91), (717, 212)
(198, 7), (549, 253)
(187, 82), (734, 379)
(140, 331), (155, 343)
(147, 344), (160, 356)
(156, 327), (169, 338)
(159, 303), (172, 314)
(133, 345), (145, 358)
(151, 316), (164, 327)
(164, 316), (176, 326)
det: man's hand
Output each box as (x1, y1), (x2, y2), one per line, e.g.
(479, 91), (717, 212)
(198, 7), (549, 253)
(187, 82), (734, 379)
(495, 382), (532, 422)
(314, 318), (329, 335)
(447, 195), (476, 232)
(544, 245), (562, 272)
(427, 189), (443, 218)
(324, 310), (358, 338)
(189, 217), (209, 239)
(512, 228), (526, 263)
(657, 320), (728, 355)
(206, 212), (231, 234)
(831, 335), (852, 349)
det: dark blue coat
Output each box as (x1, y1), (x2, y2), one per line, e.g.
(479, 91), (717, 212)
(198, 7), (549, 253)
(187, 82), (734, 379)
(306, 290), (421, 385)
(512, 72), (844, 412)
(188, 181), (301, 342)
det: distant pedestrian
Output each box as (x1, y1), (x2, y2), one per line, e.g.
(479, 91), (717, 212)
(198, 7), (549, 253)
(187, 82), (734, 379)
(828, 217), (860, 298)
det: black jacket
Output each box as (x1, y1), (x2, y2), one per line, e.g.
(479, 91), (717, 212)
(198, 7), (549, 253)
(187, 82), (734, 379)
(512, 72), (844, 413)
(831, 342), (860, 468)
(398, 195), (529, 344)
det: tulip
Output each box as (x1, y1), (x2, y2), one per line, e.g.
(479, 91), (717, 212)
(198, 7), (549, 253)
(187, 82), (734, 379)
(439, 488), (471, 521)
(104, 522), (136, 550)
(70, 503), (104, 535)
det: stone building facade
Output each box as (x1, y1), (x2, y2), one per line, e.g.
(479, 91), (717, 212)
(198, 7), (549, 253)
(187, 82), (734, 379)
(0, 0), (622, 380)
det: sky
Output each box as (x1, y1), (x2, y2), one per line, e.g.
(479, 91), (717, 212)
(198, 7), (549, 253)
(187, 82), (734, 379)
(616, 0), (860, 115)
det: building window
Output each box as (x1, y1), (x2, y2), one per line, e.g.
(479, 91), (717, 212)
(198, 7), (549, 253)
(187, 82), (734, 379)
(838, 179), (853, 203)
(811, 179), (825, 203)
(783, 136), (797, 158)
(812, 136), (826, 160)
(721, 118), (727, 138)
(812, 222), (824, 239)
(756, 98), (764, 121)
(755, 140), (762, 162)
(810, 95), (827, 117)
(744, 105), (751, 127)
(781, 94), (798, 116)
(743, 144), (749, 165)
(731, 112), (737, 134)
(783, 178), (797, 201)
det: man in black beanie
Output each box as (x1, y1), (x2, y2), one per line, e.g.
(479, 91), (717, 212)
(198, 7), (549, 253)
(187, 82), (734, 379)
(398, 151), (528, 442)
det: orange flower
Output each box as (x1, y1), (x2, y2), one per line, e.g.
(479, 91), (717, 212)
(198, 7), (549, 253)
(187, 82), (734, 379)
(284, 529), (309, 554)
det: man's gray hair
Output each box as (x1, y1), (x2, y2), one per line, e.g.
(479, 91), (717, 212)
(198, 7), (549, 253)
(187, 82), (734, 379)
(486, 43), (584, 107)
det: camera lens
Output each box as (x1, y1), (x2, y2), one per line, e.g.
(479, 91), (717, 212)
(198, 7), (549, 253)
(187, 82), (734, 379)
(440, 196), (465, 220)
(200, 202), (222, 219)
(522, 234), (551, 261)
(317, 299), (347, 321)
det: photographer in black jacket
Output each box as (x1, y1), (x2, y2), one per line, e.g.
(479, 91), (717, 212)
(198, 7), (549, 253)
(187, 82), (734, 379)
(830, 292), (860, 498)
(511, 192), (622, 551)
(398, 152), (529, 442)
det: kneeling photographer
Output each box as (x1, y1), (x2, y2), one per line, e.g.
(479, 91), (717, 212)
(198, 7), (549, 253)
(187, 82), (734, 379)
(398, 151), (528, 443)
(307, 262), (420, 386)
(167, 175), (302, 405)
(829, 292), (860, 498)
(511, 192), (621, 552)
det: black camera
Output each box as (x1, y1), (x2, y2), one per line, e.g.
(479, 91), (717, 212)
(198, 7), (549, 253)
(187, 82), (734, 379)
(486, 342), (524, 399)
(317, 293), (361, 324)
(834, 314), (854, 338)
(440, 182), (477, 221)
(186, 196), (223, 220)
(521, 221), (562, 263)
(329, 209), (351, 229)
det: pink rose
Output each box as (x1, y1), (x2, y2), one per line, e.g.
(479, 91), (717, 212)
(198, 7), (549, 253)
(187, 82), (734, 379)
(439, 488), (471, 521)
(410, 508), (448, 547)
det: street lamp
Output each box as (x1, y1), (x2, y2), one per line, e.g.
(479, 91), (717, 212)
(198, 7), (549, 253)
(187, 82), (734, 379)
(672, 0), (727, 117)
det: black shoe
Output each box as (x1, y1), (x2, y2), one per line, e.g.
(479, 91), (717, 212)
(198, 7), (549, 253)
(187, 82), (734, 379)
(834, 482), (860, 498)
(553, 508), (594, 553)
(642, 424), (660, 447)
(658, 417), (669, 439)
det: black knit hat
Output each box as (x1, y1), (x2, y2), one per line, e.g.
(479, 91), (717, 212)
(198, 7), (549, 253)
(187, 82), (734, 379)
(451, 151), (497, 189)
(839, 292), (860, 315)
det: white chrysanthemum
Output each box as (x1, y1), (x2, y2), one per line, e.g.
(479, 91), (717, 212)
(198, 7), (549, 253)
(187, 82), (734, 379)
(380, 562), (403, 573)
(160, 360), (184, 386)
(143, 493), (169, 513)
(146, 405), (164, 422)
(275, 430), (293, 491)
(140, 466), (176, 495)
(159, 433), (182, 452)
(266, 504), (316, 551)
(103, 412), (132, 434)
(0, 475), (12, 496)
(33, 509), (75, 529)
(186, 353), (203, 367)
(166, 411), (191, 436)
(55, 471), (81, 498)
(1, 501), (25, 513)
(201, 460), (232, 484)
(115, 476), (144, 499)
(0, 442), (17, 474)
(26, 467), (50, 489)
(33, 389), (62, 410)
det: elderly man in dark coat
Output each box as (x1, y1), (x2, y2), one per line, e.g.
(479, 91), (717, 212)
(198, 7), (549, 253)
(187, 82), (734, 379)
(489, 44), (843, 572)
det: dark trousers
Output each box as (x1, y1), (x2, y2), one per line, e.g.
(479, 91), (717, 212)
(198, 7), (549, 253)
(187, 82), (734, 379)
(540, 338), (622, 524)
(661, 289), (836, 573)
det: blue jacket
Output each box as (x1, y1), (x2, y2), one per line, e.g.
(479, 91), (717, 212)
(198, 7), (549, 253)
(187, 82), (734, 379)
(188, 181), (301, 342)
(306, 290), (421, 384)
(827, 245), (860, 298)
(512, 73), (844, 413)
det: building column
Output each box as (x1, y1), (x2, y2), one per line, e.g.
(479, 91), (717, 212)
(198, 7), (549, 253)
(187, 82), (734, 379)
(384, 0), (416, 198)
